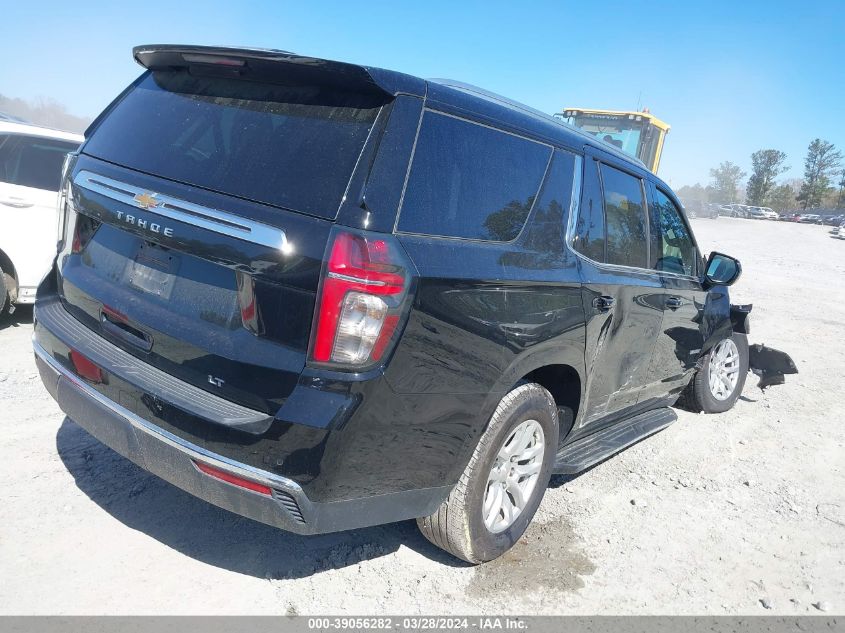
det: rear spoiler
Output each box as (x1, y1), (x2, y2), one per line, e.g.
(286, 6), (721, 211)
(132, 44), (426, 98)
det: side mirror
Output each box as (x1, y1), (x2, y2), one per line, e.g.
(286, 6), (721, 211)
(703, 252), (742, 287)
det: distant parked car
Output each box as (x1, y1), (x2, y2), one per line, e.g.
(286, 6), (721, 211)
(680, 200), (700, 219)
(696, 203), (720, 219)
(779, 212), (801, 222)
(680, 201), (719, 220)
(822, 214), (844, 226)
(718, 203), (749, 218)
(797, 214), (822, 224)
(728, 204), (743, 218)
(747, 206), (774, 219)
(0, 121), (83, 315)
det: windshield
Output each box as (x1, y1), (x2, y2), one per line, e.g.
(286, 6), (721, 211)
(567, 113), (644, 156)
(83, 71), (387, 219)
(565, 112), (664, 171)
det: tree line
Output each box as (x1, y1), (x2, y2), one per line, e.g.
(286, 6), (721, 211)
(0, 93), (91, 134)
(677, 139), (844, 212)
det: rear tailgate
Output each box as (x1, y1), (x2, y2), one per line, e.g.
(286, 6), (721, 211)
(49, 55), (392, 416)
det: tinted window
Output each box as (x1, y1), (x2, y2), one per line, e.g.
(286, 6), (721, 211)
(600, 164), (648, 268)
(83, 71), (386, 219)
(506, 151), (578, 269)
(0, 135), (78, 191)
(397, 112), (551, 241)
(572, 159), (605, 261)
(650, 188), (697, 276)
(523, 151), (576, 253)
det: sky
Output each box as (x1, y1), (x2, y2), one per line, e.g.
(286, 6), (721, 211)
(2, 0), (843, 188)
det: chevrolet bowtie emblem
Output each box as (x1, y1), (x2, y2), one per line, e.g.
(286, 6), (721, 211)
(133, 192), (160, 210)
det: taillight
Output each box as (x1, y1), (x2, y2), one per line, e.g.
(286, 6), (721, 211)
(309, 229), (413, 368)
(71, 214), (99, 255)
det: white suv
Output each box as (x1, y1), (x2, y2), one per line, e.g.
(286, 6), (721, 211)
(0, 121), (82, 315)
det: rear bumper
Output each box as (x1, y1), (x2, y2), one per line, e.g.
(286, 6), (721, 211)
(34, 340), (451, 535)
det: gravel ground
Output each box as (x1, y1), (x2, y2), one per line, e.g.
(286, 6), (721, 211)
(0, 217), (842, 615)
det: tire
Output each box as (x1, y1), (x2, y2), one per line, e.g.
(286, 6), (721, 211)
(417, 382), (559, 564)
(681, 332), (749, 413)
(0, 269), (9, 318)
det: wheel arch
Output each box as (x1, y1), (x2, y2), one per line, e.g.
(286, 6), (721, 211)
(486, 344), (585, 443)
(730, 303), (752, 334)
(521, 364), (580, 440)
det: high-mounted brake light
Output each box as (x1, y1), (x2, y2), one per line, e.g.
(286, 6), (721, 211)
(182, 53), (246, 67)
(310, 230), (412, 367)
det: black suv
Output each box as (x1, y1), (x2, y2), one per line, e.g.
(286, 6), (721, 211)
(34, 45), (751, 564)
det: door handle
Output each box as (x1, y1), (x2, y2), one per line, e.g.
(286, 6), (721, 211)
(0, 197), (34, 208)
(666, 296), (683, 310)
(593, 295), (615, 312)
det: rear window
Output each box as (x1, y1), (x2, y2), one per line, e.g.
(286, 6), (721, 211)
(0, 134), (79, 191)
(83, 71), (386, 219)
(397, 112), (551, 241)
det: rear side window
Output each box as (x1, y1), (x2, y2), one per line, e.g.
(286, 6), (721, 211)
(83, 71), (386, 219)
(572, 159), (606, 261)
(0, 135), (79, 191)
(650, 187), (697, 276)
(397, 112), (551, 241)
(520, 150), (577, 258)
(599, 164), (648, 268)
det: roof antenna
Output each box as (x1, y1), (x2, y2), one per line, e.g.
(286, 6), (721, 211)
(636, 91), (642, 112)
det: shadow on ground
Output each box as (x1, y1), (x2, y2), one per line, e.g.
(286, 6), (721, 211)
(56, 417), (466, 579)
(0, 305), (33, 331)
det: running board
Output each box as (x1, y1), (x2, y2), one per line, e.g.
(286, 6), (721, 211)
(553, 407), (677, 474)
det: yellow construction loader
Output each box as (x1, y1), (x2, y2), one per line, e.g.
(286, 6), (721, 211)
(557, 107), (670, 174)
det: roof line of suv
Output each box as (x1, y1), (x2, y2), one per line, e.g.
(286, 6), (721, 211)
(428, 78), (647, 170)
(132, 44), (427, 99)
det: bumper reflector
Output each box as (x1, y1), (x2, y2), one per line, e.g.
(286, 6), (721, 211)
(69, 350), (104, 384)
(193, 461), (272, 495)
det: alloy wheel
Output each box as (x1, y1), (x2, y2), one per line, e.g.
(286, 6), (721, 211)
(708, 338), (741, 401)
(482, 419), (545, 534)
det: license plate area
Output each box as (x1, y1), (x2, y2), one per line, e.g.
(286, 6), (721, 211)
(126, 243), (180, 300)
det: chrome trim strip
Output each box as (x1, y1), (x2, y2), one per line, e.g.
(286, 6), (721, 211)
(568, 154), (583, 240)
(74, 170), (289, 251)
(33, 340), (302, 494)
(327, 271), (387, 286)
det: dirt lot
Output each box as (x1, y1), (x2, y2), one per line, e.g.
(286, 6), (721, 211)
(0, 217), (842, 615)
